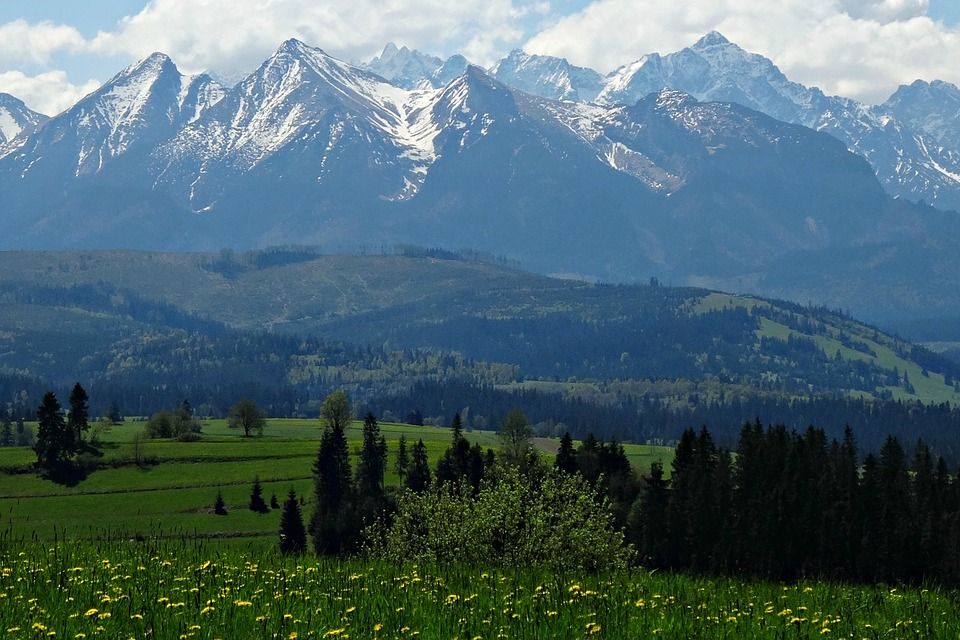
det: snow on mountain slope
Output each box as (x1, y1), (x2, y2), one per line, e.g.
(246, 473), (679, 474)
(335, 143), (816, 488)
(0, 94), (48, 151)
(595, 32), (960, 212)
(365, 43), (469, 89)
(491, 50), (603, 102)
(156, 39), (456, 208)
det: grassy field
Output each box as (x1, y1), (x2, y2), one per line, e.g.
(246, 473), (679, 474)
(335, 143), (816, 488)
(1, 540), (957, 639)
(0, 420), (672, 542)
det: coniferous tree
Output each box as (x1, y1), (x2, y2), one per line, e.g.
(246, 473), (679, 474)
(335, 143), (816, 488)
(555, 432), (578, 474)
(249, 477), (269, 513)
(279, 489), (307, 554)
(356, 412), (388, 522)
(214, 491), (228, 515)
(310, 391), (356, 554)
(34, 392), (70, 470)
(67, 383), (90, 446)
(0, 409), (12, 447)
(629, 461), (670, 568)
(270, 493), (280, 509)
(406, 439), (431, 492)
(394, 434), (409, 478)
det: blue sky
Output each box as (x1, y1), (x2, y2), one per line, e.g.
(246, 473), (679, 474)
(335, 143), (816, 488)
(2, 0), (960, 114)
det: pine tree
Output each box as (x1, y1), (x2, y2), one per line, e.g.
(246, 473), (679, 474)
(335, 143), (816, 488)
(310, 393), (356, 555)
(249, 477), (269, 513)
(394, 434), (409, 477)
(34, 392), (70, 470)
(214, 491), (227, 515)
(0, 409), (12, 448)
(629, 461), (670, 568)
(279, 489), (307, 555)
(406, 439), (431, 492)
(67, 383), (90, 447)
(356, 412), (388, 524)
(555, 432), (578, 474)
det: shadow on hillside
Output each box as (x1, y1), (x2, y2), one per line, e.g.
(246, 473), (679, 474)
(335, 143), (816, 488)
(43, 463), (89, 487)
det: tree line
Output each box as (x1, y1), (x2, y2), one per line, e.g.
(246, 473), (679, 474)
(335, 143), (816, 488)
(628, 421), (960, 584)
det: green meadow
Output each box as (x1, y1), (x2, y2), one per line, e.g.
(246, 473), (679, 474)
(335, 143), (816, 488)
(0, 419), (670, 543)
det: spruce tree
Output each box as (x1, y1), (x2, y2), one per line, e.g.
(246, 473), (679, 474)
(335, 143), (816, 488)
(629, 461), (670, 568)
(270, 493), (280, 509)
(356, 412), (388, 525)
(310, 394), (356, 555)
(67, 383), (90, 447)
(555, 432), (578, 474)
(34, 392), (69, 470)
(249, 476), (269, 513)
(406, 439), (431, 492)
(394, 434), (409, 477)
(214, 491), (227, 515)
(356, 412), (387, 500)
(0, 410), (12, 448)
(279, 489), (307, 555)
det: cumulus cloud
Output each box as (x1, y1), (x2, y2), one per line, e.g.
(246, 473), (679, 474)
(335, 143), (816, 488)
(0, 70), (100, 116)
(524, 0), (960, 103)
(88, 0), (536, 77)
(0, 19), (87, 65)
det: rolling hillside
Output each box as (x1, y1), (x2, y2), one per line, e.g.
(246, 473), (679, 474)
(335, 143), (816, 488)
(0, 249), (956, 410)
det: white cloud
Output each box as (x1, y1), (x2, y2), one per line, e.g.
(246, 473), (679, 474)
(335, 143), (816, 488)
(88, 0), (535, 77)
(0, 19), (87, 65)
(0, 70), (100, 116)
(524, 0), (960, 103)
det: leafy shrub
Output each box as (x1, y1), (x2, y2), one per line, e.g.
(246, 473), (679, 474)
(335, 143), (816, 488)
(368, 466), (631, 571)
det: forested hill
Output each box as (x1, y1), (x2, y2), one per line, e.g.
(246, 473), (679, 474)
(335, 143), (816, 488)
(0, 249), (960, 448)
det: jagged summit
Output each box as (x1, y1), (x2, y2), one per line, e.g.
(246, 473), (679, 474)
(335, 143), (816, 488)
(491, 49), (603, 102)
(692, 30), (732, 48)
(0, 93), (48, 147)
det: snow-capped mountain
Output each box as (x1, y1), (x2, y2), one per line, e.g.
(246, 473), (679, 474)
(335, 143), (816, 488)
(491, 50), (603, 102)
(1, 35), (959, 319)
(591, 32), (960, 212)
(365, 43), (468, 89)
(0, 93), (47, 149)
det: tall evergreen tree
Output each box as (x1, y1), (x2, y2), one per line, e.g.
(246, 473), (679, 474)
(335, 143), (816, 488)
(0, 409), (12, 448)
(310, 391), (356, 554)
(555, 432), (578, 474)
(249, 476), (269, 513)
(406, 439), (431, 493)
(629, 461), (670, 568)
(394, 434), (409, 477)
(279, 489), (307, 555)
(356, 412), (388, 522)
(34, 392), (70, 470)
(67, 383), (90, 446)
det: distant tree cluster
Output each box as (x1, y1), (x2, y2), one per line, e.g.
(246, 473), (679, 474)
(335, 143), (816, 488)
(145, 400), (202, 441)
(31, 384), (98, 477)
(630, 421), (960, 584)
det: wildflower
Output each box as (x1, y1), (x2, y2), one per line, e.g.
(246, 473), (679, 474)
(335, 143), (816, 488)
(323, 629), (346, 637)
(84, 609), (99, 618)
(234, 600), (253, 607)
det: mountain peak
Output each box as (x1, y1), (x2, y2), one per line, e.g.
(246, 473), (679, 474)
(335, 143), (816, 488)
(693, 31), (732, 48)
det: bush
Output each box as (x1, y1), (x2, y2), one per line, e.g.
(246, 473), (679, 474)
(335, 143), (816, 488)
(368, 466), (632, 571)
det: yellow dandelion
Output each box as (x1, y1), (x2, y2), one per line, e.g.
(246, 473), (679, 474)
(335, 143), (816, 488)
(84, 609), (99, 618)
